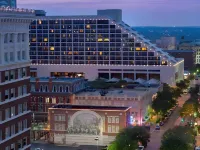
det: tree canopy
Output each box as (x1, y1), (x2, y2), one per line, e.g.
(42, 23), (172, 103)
(108, 126), (150, 150)
(160, 126), (195, 150)
(180, 103), (196, 118)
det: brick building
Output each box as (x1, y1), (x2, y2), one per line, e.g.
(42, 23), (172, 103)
(30, 77), (85, 122)
(72, 88), (158, 126)
(48, 104), (131, 146)
(0, 8), (34, 150)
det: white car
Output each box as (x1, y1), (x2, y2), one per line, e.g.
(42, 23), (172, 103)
(196, 146), (200, 150)
(35, 148), (43, 150)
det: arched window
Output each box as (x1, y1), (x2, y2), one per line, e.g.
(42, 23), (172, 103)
(52, 85), (57, 92)
(45, 85), (48, 92)
(31, 84), (35, 92)
(65, 86), (69, 92)
(40, 85), (43, 92)
(59, 86), (63, 92)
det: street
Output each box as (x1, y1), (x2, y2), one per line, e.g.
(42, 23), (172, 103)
(146, 94), (190, 150)
(31, 143), (103, 150)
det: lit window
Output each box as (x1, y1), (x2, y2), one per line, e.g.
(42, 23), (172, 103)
(98, 38), (103, 42)
(99, 52), (103, 55)
(79, 29), (84, 33)
(51, 29), (54, 33)
(86, 25), (91, 29)
(62, 34), (66, 38)
(136, 47), (141, 51)
(87, 47), (90, 51)
(68, 52), (72, 55)
(142, 47), (147, 51)
(45, 97), (49, 103)
(32, 38), (36, 42)
(44, 38), (48, 42)
(104, 38), (109, 42)
(50, 47), (55, 51)
(38, 20), (42, 24)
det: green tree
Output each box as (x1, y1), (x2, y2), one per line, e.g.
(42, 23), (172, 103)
(108, 126), (150, 150)
(180, 103), (196, 118)
(160, 126), (195, 150)
(176, 80), (189, 90)
(152, 84), (176, 115)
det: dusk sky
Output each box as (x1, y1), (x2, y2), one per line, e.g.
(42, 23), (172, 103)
(18, 0), (200, 26)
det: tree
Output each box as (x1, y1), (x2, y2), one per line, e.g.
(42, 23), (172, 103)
(160, 126), (195, 150)
(108, 126), (150, 150)
(176, 80), (189, 90)
(180, 103), (196, 118)
(152, 84), (176, 115)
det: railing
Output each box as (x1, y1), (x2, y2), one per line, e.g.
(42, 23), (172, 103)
(0, 7), (34, 14)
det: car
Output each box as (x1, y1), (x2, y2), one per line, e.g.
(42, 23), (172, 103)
(35, 148), (43, 150)
(137, 146), (144, 150)
(195, 146), (200, 150)
(155, 125), (160, 130)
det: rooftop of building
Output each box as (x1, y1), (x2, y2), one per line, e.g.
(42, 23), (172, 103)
(164, 50), (196, 53)
(0, 7), (35, 17)
(75, 88), (152, 98)
(30, 77), (85, 83)
(51, 104), (130, 111)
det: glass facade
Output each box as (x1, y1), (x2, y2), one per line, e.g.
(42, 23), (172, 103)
(0, 0), (16, 8)
(30, 17), (170, 66)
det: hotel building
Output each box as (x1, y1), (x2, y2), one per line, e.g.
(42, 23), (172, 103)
(0, 8), (34, 149)
(48, 104), (131, 146)
(30, 9), (184, 85)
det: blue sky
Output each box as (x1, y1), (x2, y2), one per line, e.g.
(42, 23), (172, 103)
(18, 0), (200, 26)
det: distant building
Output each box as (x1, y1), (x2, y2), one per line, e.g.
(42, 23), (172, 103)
(156, 37), (177, 50)
(0, 7), (34, 150)
(48, 104), (131, 145)
(164, 50), (196, 70)
(178, 40), (200, 64)
(0, 0), (16, 8)
(30, 77), (86, 122)
(72, 88), (159, 126)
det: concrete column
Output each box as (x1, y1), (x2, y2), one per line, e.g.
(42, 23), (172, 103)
(0, 33), (4, 64)
(13, 33), (18, 62)
(134, 73), (136, 80)
(24, 33), (30, 61)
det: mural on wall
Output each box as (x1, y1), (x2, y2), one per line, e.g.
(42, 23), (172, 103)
(67, 112), (101, 135)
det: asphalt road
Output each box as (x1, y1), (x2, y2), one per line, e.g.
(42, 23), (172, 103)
(146, 94), (190, 150)
(31, 143), (102, 150)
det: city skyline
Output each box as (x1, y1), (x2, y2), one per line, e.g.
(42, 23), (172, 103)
(18, 0), (200, 26)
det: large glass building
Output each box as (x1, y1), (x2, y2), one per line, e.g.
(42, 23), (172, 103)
(30, 9), (184, 85)
(0, 0), (16, 8)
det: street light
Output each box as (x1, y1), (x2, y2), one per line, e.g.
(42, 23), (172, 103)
(95, 137), (99, 150)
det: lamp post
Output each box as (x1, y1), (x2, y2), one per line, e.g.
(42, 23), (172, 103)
(95, 137), (99, 150)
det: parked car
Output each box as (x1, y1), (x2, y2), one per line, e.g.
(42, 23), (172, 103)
(195, 146), (200, 150)
(155, 125), (160, 130)
(138, 146), (144, 150)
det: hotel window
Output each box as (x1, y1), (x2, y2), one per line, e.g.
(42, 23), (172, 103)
(32, 38), (36, 42)
(11, 143), (15, 150)
(136, 47), (141, 51)
(40, 85), (43, 92)
(23, 102), (27, 111)
(10, 34), (13, 42)
(142, 47), (147, 51)
(112, 126), (116, 133)
(18, 139), (22, 149)
(45, 85), (48, 92)
(108, 125), (111, 133)
(18, 86), (22, 96)
(116, 117), (119, 123)
(58, 97), (64, 103)
(108, 117), (111, 123)
(98, 38), (103, 42)
(86, 25), (91, 29)
(22, 34), (25, 42)
(0, 111), (2, 121)
(52, 97), (56, 104)
(45, 97), (50, 103)
(5, 108), (10, 119)
(11, 106), (15, 117)
(18, 121), (22, 132)
(5, 71), (9, 81)
(18, 104), (23, 114)
(38, 20), (42, 24)
(65, 86), (69, 92)
(5, 89), (9, 100)
(43, 38), (48, 42)
(116, 126), (119, 133)
(22, 51), (26, 60)
(23, 119), (27, 129)
(0, 130), (2, 141)
(52, 86), (57, 92)
(4, 34), (8, 43)
(22, 68), (26, 77)
(10, 88), (15, 98)
(11, 125), (15, 136)
(5, 127), (10, 138)
(10, 52), (14, 61)
(10, 70), (15, 80)
(6, 146), (10, 150)
(23, 85), (27, 94)
(59, 86), (63, 92)
(23, 137), (27, 147)
(99, 52), (103, 55)
(50, 47), (55, 51)
(31, 84), (35, 92)
(112, 117), (115, 123)
(17, 51), (21, 60)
